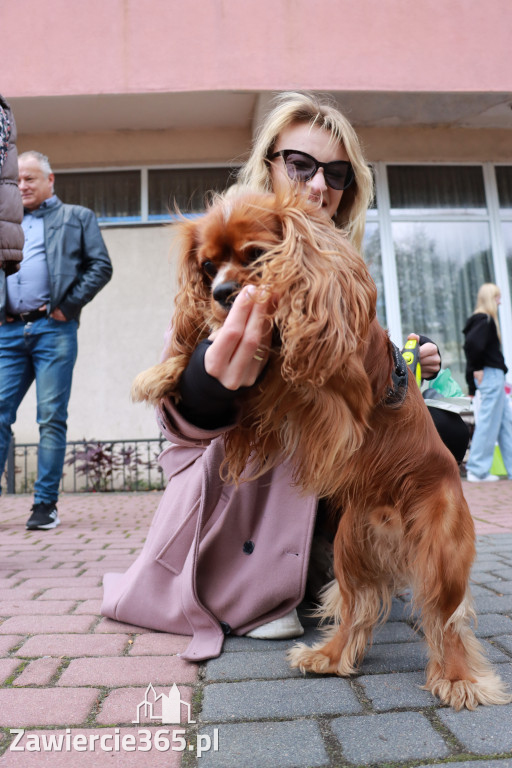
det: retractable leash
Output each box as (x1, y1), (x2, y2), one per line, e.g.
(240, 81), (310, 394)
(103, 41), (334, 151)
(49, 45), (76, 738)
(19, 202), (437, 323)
(402, 338), (422, 387)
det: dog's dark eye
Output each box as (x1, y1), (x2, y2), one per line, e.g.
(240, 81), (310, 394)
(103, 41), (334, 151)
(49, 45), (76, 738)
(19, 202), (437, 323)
(243, 248), (264, 266)
(202, 261), (217, 279)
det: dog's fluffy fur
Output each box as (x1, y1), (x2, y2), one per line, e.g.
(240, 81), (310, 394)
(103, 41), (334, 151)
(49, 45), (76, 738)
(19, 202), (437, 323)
(133, 190), (510, 710)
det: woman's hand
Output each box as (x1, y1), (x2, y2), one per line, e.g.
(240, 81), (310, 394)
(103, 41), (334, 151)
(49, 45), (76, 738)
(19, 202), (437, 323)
(204, 285), (274, 390)
(473, 369), (484, 386)
(407, 333), (441, 379)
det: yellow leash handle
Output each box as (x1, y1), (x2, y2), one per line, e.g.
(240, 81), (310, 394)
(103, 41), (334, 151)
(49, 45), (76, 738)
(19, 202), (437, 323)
(402, 338), (422, 387)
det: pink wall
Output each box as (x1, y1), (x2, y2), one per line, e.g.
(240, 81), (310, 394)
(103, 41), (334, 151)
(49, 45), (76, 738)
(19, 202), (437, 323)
(4, 0), (512, 98)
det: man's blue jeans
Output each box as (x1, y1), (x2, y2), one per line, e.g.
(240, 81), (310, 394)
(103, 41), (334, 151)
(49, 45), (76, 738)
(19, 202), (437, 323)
(0, 317), (78, 503)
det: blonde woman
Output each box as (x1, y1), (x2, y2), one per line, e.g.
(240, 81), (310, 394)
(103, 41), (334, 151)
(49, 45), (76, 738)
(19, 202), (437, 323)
(464, 283), (512, 482)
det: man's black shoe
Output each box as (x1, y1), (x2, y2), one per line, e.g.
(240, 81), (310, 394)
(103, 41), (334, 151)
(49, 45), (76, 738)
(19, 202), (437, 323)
(26, 502), (60, 530)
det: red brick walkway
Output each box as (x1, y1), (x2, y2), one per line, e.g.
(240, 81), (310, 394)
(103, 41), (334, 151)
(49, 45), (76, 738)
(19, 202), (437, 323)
(0, 482), (511, 764)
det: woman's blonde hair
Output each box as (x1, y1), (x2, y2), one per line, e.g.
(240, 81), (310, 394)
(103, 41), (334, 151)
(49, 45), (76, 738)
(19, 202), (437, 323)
(475, 282), (501, 337)
(237, 91), (374, 252)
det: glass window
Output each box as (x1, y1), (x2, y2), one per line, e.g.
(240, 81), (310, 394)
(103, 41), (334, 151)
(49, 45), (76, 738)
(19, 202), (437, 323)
(363, 222), (386, 327)
(387, 165), (492, 389)
(148, 167), (235, 219)
(388, 165), (487, 214)
(502, 224), (512, 301)
(55, 171), (141, 223)
(496, 166), (512, 211)
(392, 221), (493, 388)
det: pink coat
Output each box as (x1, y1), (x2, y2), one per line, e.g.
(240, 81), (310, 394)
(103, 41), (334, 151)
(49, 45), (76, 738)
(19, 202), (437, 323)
(101, 399), (317, 661)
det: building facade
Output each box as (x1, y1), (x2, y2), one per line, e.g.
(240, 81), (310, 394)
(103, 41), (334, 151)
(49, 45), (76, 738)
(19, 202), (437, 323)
(4, 0), (512, 442)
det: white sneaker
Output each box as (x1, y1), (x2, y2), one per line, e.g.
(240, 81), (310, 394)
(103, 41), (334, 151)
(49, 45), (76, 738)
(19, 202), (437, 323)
(245, 608), (304, 639)
(466, 471), (500, 483)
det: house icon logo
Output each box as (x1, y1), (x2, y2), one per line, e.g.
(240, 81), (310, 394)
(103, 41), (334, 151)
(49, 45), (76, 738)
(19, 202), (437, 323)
(133, 683), (195, 725)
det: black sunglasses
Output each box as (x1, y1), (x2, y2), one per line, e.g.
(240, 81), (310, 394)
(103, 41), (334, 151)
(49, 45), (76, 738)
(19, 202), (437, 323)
(268, 149), (354, 191)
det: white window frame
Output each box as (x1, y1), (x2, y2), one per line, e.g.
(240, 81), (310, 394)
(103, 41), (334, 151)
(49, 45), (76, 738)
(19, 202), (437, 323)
(55, 163), (240, 226)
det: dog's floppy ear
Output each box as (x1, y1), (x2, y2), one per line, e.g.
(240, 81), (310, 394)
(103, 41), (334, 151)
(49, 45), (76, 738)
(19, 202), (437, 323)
(270, 201), (377, 388)
(169, 218), (212, 358)
(132, 217), (210, 405)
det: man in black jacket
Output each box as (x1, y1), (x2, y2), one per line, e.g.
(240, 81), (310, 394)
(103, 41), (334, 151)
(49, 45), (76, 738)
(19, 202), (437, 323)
(0, 151), (112, 529)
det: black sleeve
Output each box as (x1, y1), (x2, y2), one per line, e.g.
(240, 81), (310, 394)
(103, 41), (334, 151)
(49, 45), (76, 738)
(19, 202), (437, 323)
(176, 340), (240, 430)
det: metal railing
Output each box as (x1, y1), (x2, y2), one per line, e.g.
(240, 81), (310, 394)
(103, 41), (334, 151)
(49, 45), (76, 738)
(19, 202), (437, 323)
(5, 437), (166, 494)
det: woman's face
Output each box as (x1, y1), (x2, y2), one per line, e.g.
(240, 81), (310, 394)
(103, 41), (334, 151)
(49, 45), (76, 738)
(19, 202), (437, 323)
(269, 122), (349, 220)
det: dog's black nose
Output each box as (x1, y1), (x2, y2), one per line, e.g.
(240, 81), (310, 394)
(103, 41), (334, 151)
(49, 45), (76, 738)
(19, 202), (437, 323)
(213, 281), (241, 310)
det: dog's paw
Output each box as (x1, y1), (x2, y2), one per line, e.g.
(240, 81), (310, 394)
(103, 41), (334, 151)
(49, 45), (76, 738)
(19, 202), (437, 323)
(287, 642), (351, 675)
(131, 361), (181, 405)
(427, 674), (512, 710)
(287, 643), (333, 674)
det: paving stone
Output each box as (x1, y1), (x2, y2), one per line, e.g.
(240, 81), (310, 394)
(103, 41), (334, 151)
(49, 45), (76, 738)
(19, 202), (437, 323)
(39, 587), (104, 600)
(12, 657), (62, 686)
(330, 711), (450, 764)
(0, 635), (23, 656)
(14, 568), (82, 579)
(202, 677), (362, 722)
(0, 614), (97, 634)
(15, 633), (129, 658)
(128, 633), (190, 656)
(415, 762), (512, 768)
(474, 595), (512, 613)
(490, 567), (512, 579)
(57, 656), (198, 687)
(485, 580), (512, 594)
(497, 635), (512, 654)
(199, 720), (328, 768)
(480, 638), (512, 663)
(474, 613), (512, 637)
(222, 634), (301, 653)
(0, 600), (77, 615)
(205, 650), (302, 682)
(0, 688), (100, 726)
(16, 577), (101, 589)
(0, 587), (39, 599)
(358, 670), (437, 710)
(372, 621), (418, 644)
(0, 578), (23, 588)
(471, 570), (504, 585)
(493, 661), (512, 687)
(79, 566), (125, 576)
(470, 583), (501, 597)
(358, 640), (428, 674)
(94, 617), (153, 634)
(72, 599), (103, 614)
(0, 658), (22, 684)
(387, 597), (414, 621)
(438, 703), (512, 754)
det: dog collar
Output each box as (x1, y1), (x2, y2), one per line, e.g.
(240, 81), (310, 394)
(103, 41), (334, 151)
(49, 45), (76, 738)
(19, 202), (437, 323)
(383, 343), (409, 407)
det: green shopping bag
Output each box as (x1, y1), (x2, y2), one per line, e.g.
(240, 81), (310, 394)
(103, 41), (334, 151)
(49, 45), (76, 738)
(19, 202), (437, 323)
(490, 445), (507, 476)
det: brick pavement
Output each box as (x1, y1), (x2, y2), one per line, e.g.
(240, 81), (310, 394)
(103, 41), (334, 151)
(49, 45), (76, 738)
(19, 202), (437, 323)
(0, 484), (511, 767)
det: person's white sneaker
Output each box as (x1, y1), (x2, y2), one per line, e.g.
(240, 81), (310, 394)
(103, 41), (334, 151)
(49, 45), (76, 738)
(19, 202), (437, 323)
(466, 471), (500, 483)
(245, 609), (304, 639)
